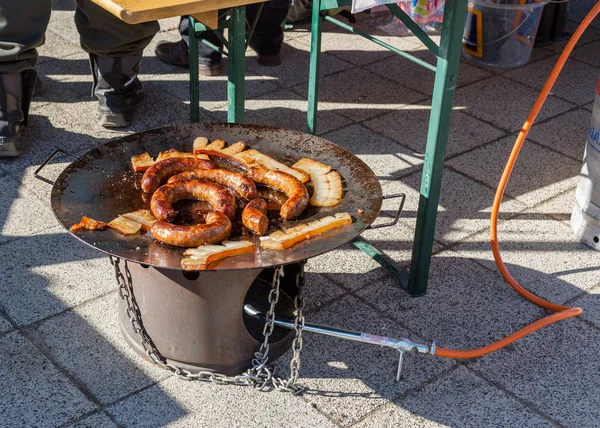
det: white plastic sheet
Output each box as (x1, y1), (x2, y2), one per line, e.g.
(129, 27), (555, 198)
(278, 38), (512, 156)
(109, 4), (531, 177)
(351, 0), (409, 14)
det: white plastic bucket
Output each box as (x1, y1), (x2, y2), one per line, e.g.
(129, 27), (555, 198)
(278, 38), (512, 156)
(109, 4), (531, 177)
(462, 0), (549, 69)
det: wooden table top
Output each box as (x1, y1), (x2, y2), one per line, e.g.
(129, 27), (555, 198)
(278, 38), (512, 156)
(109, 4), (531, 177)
(92, 0), (265, 24)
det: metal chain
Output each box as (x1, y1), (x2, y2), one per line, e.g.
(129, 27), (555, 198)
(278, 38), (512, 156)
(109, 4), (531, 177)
(109, 257), (306, 393)
(273, 265), (306, 391)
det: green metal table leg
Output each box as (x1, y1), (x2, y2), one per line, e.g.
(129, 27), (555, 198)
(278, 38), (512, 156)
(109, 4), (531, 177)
(307, 0), (323, 135)
(188, 16), (200, 123)
(407, 0), (468, 296)
(228, 6), (246, 123)
(352, 236), (409, 286)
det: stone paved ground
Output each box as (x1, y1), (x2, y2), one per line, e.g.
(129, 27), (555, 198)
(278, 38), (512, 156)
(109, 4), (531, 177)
(1, 1), (600, 427)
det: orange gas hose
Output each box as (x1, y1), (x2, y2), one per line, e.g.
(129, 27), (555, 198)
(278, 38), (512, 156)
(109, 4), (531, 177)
(435, 2), (600, 359)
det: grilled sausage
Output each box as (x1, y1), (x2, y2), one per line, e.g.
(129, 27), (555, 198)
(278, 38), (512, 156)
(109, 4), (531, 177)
(151, 212), (232, 247)
(150, 180), (236, 222)
(257, 187), (288, 211)
(248, 168), (309, 219)
(167, 168), (257, 200)
(242, 198), (268, 235)
(195, 149), (249, 173)
(141, 157), (215, 193)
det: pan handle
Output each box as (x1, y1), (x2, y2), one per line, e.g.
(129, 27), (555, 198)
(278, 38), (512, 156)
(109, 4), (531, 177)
(33, 149), (77, 185)
(367, 193), (406, 230)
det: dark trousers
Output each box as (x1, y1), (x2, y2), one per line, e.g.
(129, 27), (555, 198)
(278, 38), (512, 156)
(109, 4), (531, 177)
(179, 0), (289, 66)
(0, 0), (159, 74)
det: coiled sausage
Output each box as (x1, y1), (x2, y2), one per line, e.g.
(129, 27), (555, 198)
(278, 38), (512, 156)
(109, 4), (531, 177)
(151, 212), (231, 247)
(248, 167), (309, 219)
(150, 180), (236, 222)
(141, 157), (215, 193)
(167, 168), (257, 200)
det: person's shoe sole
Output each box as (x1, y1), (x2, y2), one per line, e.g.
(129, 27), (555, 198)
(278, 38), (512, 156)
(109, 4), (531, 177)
(199, 63), (223, 76)
(154, 58), (222, 76)
(98, 111), (132, 129)
(0, 138), (22, 157)
(256, 54), (281, 67)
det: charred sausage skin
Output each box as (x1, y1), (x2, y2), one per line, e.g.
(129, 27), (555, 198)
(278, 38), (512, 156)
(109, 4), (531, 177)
(150, 180), (236, 222)
(167, 168), (257, 200)
(248, 168), (309, 219)
(141, 157), (215, 193)
(242, 198), (268, 235)
(151, 212), (232, 247)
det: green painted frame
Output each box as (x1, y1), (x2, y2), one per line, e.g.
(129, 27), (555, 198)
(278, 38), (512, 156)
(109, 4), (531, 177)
(307, 0), (468, 296)
(188, 4), (265, 124)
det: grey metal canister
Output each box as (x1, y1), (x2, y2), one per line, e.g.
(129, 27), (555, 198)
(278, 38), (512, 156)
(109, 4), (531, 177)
(572, 78), (600, 250)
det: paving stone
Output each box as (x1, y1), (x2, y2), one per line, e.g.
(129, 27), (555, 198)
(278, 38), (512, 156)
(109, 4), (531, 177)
(303, 272), (347, 313)
(470, 318), (600, 427)
(211, 88), (351, 134)
(546, 21), (600, 54)
(366, 52), (493, 96)
(359, 210), (441, 269)
(306, 243), (392, 291)
(0, 3), (597, 427)
(141, 29), (188, 77)
(45, 55), (209, 136)
(453, 210), (600, 302)
(320, 124), (424, 182)
(312, 25), (420, 66)
(294, 295), (455, 426)
(0, 331), (96, 427)
(55, 81), (199, 137)
(584, 101), (594, 112)
(39, 22), (83, 62)
(293, 68), (426, 122)
(0, 314), (13, 334)
(448, 134), (581, 207)
(25, 293), (169, 405)
(2, 155), (90, 210)
(107, 376), (335, 427)
(572, 40), (600, 69)
(157, 17), (181, 33)
(568, 0), (600, 30)
(52, 0), (76, 14)
(246, 34), (356, 88)
(453, 76), (575, 132)
(533, 188), (576, 225)
(67, 412), (118, 428)
(357, 366), (552, 428)
(353, 403), (444, 428)
(46, 14), (80, 46)
(572, 286), (600, 329)
(0, 102), (111, 183)
(503, 55), (600, 106)
(357, 250), (546, 350)
(33, 53), (92, 102)
(0, 230), (116, 326)
(0, 173), (57, 244)
(464, 46), (554, 75)
(143, 68), (280, 114)
(381, 169), (526, 245)
(527, 107), (591, 160)
(364, 107), (507, 159)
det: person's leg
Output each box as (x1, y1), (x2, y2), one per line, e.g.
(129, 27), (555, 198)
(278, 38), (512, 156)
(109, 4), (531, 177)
(155, 16), (223, 75)
(247, 0), (290, 66)
(0, 0), (50, 157)
(75, 0), (159, 128)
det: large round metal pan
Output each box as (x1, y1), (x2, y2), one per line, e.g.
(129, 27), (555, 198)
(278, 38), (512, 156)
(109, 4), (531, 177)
(50, 123), (382, 270)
